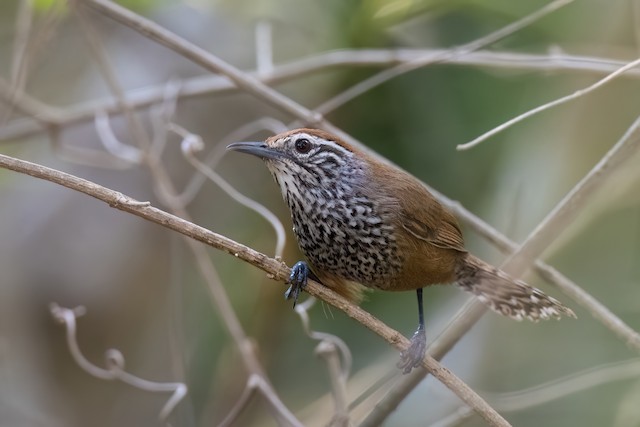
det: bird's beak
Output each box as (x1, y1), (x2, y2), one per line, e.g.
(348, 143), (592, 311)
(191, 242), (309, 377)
(226, 141), (284, 161)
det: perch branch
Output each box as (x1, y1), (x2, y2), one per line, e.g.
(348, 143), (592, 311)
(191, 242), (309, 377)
(360, 115), (640, 426)
(0, 152), (510, 426)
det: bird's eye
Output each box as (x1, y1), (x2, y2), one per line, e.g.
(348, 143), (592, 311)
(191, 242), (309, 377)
(294, 138), (312, 154)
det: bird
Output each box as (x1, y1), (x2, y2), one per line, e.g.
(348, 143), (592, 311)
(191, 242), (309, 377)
(227, 128), (576, 373)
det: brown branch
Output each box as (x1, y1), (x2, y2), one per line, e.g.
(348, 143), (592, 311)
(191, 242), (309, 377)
(49, 304), (187, 422)
(313, 0), (575, 116)
(0, 152), (511, 427)
(64, 9), (303, 423)
(5, 2), (639, 424)
(1, 49), (636, 142)
(80, 0), (323, 125)
(359, 116), (640, 426)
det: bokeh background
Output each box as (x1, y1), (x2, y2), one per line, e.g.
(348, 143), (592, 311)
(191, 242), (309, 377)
(1, 0), (640, 426)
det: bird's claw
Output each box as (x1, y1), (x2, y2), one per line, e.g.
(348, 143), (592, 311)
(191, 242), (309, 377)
(285, 261), (310, 308)
(397, 327), (427, 374)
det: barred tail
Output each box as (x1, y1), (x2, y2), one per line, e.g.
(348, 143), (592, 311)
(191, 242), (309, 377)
(455, 255), (576, 321)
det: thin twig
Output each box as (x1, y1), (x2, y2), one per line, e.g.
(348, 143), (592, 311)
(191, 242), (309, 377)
(174, 117), (288, 206)
(0, 76), (60, 124)
(422, 357), (640, 425)
(295, 298), (352, 380)
(255, 21), (273, 76)
(7, 1), (631, 359)
(458, 57), (640, 150)
(50, 303), (187, 422)
(72, 2), (151, 152)
(2, 0), (34, 125)
(0, 152), (510, 427)
(488, 358), (640, 411)
(5, 2), (638, 425)
(216, 375), (260, 427)
(10, 0), (33, 92)
(176, 124), (287, 258)
(316, 341), (350, 427)
(360, 116), (640, 426)
(81, 0), (324, 125)
(501, 114), (640, 277)
(296, 298), (353, 425)
(94, 110), (143, 164)
(314, 0), (575, 115)
(1, 49), (637, 142)
(428, 406), (474, 427)
(70, 10), (303, 425)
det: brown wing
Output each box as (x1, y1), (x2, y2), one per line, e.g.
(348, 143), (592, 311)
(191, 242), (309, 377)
(391, 172), (466, 252)
(400, 208), (467, 253)
(367, 154), (467, 253)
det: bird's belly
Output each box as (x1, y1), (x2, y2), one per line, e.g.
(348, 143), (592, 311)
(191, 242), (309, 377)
(292, 215), (402, 288)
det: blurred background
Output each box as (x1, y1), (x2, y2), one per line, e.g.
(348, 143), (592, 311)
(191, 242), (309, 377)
(1, 0), (640, 426)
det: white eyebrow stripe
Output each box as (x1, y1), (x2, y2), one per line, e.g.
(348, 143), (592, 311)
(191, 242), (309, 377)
(313, 139), (352, 157)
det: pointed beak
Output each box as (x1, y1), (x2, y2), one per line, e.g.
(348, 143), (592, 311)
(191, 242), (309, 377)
(226, 141), (284, 161)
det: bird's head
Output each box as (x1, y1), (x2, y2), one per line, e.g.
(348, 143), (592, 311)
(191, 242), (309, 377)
(227, 128), (363, 192)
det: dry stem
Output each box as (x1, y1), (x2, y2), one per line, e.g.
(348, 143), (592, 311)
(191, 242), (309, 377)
(0, 152), (510, 426)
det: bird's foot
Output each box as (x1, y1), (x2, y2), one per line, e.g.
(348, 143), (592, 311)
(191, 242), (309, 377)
(397, 327), (427, 374)
(285, 261), (310, 308)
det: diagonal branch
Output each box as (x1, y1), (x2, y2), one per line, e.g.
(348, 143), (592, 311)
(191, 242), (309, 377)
(459, 57), (640, 150)
(1, 49), (636, 142)
(359, 114), (640, 426)
(0, 152), (510, 427)
(313, 0), (575, 115)
(5, 0), (638, 400)
(80, 0), (323, 126)
(5, 2), (639, 424)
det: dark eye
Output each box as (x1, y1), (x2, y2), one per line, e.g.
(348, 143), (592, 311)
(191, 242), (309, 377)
(294, 138), (312, 154)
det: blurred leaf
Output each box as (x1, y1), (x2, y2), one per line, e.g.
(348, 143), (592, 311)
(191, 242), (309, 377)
(32, 0), (66, 14)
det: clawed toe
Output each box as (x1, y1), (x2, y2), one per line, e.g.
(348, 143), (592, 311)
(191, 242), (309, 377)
(397, 328), (427, 374)
(285, 261), (310, 307)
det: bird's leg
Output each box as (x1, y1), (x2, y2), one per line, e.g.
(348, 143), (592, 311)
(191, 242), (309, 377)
(285, 261), (319, 307)
(398, 288), (427, 374)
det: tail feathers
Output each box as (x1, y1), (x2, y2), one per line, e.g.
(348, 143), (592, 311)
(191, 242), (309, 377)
(456, 255), (576, 321)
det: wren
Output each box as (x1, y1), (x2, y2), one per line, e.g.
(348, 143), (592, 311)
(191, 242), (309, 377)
(227, 128), (575, 373)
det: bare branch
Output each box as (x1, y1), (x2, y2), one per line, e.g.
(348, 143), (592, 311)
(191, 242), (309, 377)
(316, 341), (350, 427)
(295, 298), (353, 424)
(425, 357), (640, 425)
(314, 0), (575, 116)
(94, 110), (144, 164)
(295, 298), (352, 379)
(428, 406), (474, 427)
(175, 124), (287, 258)
(1, 49), (637, 142)
(80, 0), (324, 125)
(360, 115), (640, 426)
(502, 115), (640, 277)
(49, 303), (187, 422)
(69, 14), (304, 423)
(0, 152), (510, 427)
(0, 76), (61, 125)
(6, 0), (632, 359)
(488, 358), (640, 412)
(3, 3), (636, 425)
(174, 117), (288, 206)
(10, 0), (33, 91)
(255, 21), (274, 76)
(216, 375), (260, 427)
(459, 57), (640, 150)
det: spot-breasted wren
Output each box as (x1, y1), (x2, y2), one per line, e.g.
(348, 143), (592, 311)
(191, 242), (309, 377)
(227, 128), (575, 373)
